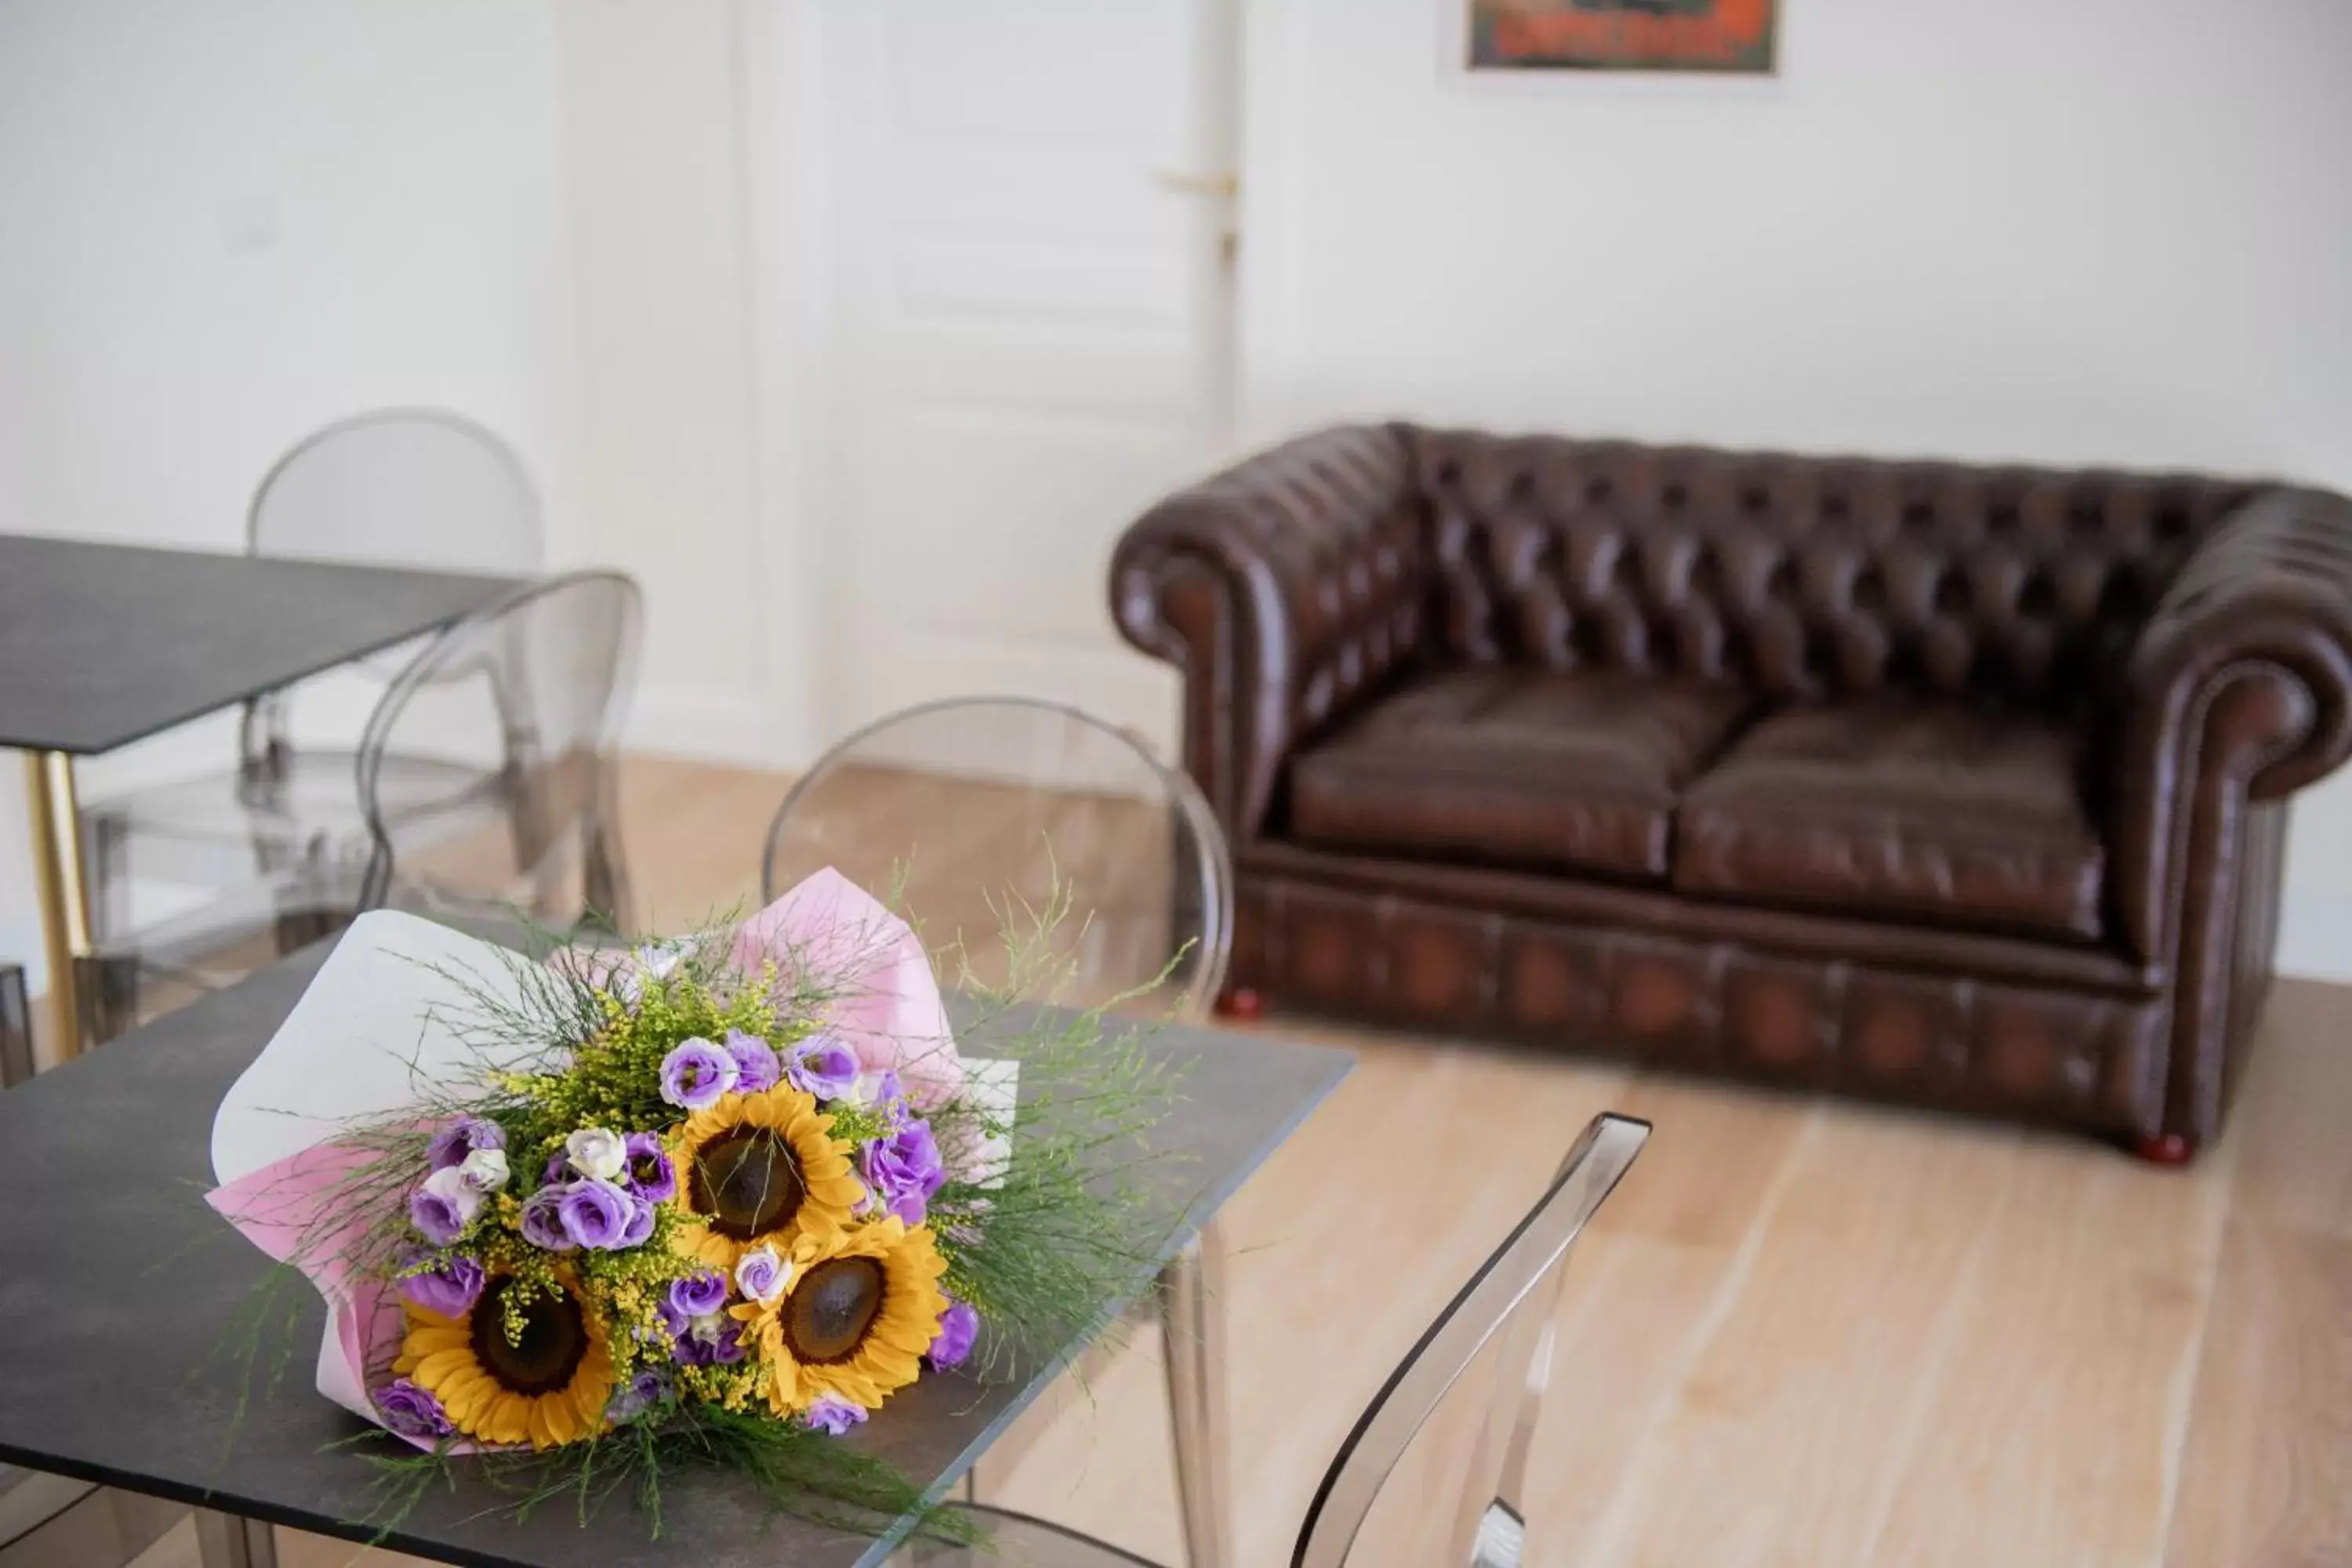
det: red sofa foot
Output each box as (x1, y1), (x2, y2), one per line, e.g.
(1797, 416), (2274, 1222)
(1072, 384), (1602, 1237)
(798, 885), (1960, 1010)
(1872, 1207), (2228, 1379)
(2132, 1132), (2199, 1167)
(1215, 986), (1265, 1022)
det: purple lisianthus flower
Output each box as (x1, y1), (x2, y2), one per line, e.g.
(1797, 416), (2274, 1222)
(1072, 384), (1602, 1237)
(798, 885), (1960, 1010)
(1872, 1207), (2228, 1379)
(519, 1185), (577, 1252)
(375, 1378), (454, 1441)
(619, 1192), (658, 1249)
(658, 1298), (746, 1366)
(668, 1270), (729, 1319)
(927, 1298), (980, 1371)
(605, 1367), (672, 1424)
(426, 1116), (505, 1173)
(804, 1395), (868, 1437)
(622, 1132), (676, 1202)
(659, 1036), (739, 1110)
(559, 1178), (635, 1250)
(408, 1167), (481, 1248)
(543, 1151), (569, 1185)
(398, 1247), (485, 1318)
(858, 1116), (946, 1226)
(725, 1029), (782, 1094)
(786, 1035), (861, 1102)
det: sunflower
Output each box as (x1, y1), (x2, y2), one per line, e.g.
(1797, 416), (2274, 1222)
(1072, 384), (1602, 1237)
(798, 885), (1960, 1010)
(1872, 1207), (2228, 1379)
(670, 1085), (866, 1272)
(393, 1274), (614, 1450)
(730, 1217), (949, 1418)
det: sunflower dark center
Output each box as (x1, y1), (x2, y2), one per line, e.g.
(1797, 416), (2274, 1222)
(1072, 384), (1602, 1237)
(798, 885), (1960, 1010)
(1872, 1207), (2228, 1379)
(468, 1279), (587, 1396)
(689, 1127), (806, 1241)
(785, 1258), (886, 1365)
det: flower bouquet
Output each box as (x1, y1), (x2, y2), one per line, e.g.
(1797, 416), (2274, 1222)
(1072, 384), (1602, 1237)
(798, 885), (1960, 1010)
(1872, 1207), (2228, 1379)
(205, 869), (1179, 1541)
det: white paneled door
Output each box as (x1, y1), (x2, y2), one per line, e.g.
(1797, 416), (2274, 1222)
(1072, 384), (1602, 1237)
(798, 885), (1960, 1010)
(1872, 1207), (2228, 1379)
(806, 0), (1241, 750)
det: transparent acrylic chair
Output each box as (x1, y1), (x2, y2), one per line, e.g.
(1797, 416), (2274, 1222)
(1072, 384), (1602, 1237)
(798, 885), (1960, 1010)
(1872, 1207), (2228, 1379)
(230, 405), (548, 793)
(77, 411), (547, 1040)
(82, 571), (641, 1033)
(760, 696), (1232, 1019)
(344, 568), (640, 926)
(763, 697), (1236, 1553)
(898, 1114), (1650, 1568)
(0, 962), (27, 1090)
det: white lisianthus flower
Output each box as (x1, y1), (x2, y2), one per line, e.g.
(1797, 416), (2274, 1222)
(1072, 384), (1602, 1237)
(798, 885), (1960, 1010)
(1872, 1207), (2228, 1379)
(616, 938), (695, 1003)
(456, 1146), (510, 1195)
(420, 1164), (485, 1228)
(735, 1243), (793, 1306)
(565, 1127), (628, 1182)
(688, 1312), (729, 1346)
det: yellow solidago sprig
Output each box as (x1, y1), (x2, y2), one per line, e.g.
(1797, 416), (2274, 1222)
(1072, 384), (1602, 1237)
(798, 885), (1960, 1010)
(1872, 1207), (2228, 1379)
(521, 966), (791, 1142)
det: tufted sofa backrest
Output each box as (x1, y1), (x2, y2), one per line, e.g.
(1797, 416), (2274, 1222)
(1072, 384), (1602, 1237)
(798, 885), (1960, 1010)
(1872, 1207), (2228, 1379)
(1410, 427), (2262, 715)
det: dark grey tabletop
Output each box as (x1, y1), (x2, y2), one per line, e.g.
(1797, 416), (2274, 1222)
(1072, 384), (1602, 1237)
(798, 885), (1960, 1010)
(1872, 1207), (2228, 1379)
(0, 939), (1351, 1567)
(0, 533), (517, 753)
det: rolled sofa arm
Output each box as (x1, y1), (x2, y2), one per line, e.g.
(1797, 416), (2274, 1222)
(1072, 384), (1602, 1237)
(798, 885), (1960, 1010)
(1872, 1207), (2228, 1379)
(2111, 485), (2352, 967)
(1110, 424), (1429, 843)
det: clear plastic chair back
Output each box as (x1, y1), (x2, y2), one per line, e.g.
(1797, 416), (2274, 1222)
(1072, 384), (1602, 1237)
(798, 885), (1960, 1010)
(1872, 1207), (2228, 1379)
(1292, 1116), (1650, 1568)
(354, 570), (641, 923)
(761, 698), (1232, 1021)
(248, 408), (543, 575)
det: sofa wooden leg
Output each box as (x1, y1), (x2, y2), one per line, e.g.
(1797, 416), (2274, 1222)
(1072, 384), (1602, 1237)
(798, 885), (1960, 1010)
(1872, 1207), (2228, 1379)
(2131, 1132), (2198, 1167)
(1214, 986), (1265, 1022)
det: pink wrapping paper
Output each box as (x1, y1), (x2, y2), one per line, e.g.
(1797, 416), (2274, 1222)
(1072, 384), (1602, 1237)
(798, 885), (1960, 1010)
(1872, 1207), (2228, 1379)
(731, 867), (964, 1111)
(205, 1142), (419, 1442)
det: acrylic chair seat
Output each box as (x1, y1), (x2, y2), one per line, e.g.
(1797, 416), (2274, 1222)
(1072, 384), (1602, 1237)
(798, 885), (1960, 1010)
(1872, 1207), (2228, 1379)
(902, 1508), (1159, 1568)
(894, 1115), (1650, 1568)
(89, 748), (504, 895)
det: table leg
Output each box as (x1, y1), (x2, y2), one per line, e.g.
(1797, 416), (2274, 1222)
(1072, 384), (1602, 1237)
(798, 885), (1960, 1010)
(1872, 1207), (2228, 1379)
(1161, 1218), (1235, 1568)
(21, 751), (92, 1065)
(194, 1511), (278, 1568)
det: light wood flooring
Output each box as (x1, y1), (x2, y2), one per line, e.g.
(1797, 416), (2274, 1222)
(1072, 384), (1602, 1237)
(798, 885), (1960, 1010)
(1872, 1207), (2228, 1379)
(76, 754), (2352, 1567)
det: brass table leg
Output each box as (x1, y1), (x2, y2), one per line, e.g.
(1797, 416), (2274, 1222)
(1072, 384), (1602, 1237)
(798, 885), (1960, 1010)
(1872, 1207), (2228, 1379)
(22, 751), (91, 1065)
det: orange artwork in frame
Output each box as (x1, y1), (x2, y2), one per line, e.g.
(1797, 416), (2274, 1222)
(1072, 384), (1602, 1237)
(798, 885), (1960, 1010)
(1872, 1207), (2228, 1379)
(1468, 0), (1778, 74)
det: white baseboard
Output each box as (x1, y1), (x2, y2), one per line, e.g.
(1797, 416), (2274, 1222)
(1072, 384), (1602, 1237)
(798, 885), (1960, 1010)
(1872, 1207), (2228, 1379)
(2275, 887), (2352, 982)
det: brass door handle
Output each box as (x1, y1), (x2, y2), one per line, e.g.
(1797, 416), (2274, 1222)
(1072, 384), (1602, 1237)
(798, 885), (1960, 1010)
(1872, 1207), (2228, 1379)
(1152, 168), (1240, 200)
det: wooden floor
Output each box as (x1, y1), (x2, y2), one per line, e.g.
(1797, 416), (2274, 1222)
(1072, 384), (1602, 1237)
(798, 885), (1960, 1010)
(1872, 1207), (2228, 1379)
(94, 754), (2352, 1567)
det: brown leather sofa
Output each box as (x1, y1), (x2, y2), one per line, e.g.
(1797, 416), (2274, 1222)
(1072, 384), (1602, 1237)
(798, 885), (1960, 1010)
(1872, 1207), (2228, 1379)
(1110, 425), (2352, 1160)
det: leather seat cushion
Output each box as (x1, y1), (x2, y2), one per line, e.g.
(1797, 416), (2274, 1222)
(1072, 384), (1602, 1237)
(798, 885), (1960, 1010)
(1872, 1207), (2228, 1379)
(1673, 701), (2107, 941)
(1289, 667), (1756, 880)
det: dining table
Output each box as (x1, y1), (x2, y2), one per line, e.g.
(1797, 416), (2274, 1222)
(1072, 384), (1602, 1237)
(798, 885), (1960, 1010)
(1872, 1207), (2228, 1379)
(0, 532), (521, 1057)
(0, 930), (1354, 1568)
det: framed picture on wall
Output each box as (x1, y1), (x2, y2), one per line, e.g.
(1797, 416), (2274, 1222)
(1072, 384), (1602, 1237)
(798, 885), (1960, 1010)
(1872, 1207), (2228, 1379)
(1466, 0), (1778, 74)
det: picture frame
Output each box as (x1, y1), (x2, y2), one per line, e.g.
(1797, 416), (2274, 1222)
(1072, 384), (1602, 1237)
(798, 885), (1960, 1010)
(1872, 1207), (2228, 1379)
(1465, 0), (1779, 75)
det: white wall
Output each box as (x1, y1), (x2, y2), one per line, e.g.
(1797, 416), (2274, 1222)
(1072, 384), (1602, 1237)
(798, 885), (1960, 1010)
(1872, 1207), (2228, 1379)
(555, 0), (823, 768)
(1240, 0), (2352, 977)
(0, 0), (579, 992)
